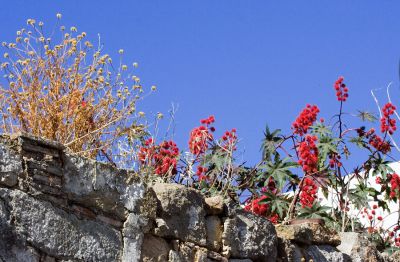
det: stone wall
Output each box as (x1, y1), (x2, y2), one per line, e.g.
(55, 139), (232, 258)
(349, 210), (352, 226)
(0, 134), (398, 262)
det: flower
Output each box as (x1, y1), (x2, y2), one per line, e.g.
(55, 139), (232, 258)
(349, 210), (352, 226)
(298, 135), (319, 174)
(138, 139), (179, 176)
(381, 103), (397, 135)
(292, 104), (320, 136)
(389, 173), (400, 199)
(188, 116), (215, 155)
(299, 177), (318, 208)
(334, 76), (349, 102)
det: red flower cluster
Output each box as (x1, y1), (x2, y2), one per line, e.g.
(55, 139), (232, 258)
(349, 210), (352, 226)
(389, 226), (400, 246)
(244, 195), (279, 224)
(381, 103), (397, 134)
(360, 128), (391, 154)
(389, 173), (400, 199)
(292, 105), (320, 136)
(196, 166), (208, 181)
(328, 153), (342, 168)
(221, 128), (237, 151)
(244, 195), (268, 216)
(298, 135), (319, 174)
(189, 116), (215, 155)
(138, 138), (179, 176)
(334, 76), (349, 102)
(299, 177), (318, 208)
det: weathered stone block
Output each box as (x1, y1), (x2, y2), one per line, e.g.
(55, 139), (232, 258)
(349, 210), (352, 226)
(222, 210), (277, 261)
(3, 188), (122, 261)
(152, 183), (207, 246)
(0, 143), (22, 187)
(140, 234), (170, 261)
(206, 216), (223, 251)
(275, 222), (341, 246)
(204, 195), (224, 215)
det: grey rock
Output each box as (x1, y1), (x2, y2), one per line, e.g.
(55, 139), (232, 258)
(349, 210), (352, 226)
(206, 216), (223, 251)
(275, 222), (341, 246)
(140, 234), (170, 262)
(0, 143), (22, 187)
(337, 232), (385, 262)
(5, 188), (122, 261)
(204, 196), (224, 215)
(152, 183), (207, 246)
(63, 153), (147, 219)
(305, 245), (351, 262)
(222, 210), (277, 261)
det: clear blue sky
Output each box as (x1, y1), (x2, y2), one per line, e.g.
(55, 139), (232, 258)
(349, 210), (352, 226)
(2, 1), (400, 165)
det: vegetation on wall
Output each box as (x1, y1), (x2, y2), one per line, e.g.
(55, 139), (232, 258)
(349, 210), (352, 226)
(1, 14), (400, 252)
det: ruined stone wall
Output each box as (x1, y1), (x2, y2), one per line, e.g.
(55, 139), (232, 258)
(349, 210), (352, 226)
(0, 134), (398, 262)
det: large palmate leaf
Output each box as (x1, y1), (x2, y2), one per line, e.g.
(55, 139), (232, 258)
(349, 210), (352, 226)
(259, 190), (290, 218)
(259, 154), (298, 190)
(261, 125), (283, 161)
(317, 135), (339, 164)
(311, 122), (332, 136)
(356, 110), (378, 122)
(297, 202), (333, 221)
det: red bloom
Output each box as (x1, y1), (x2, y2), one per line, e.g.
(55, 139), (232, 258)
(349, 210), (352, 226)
(389, 173), (400, 199)
(377, 216), (383, 221)
(299, 177), (318, 208)
(244, 195), (268, 216)
(365, 128), (391, 153)
(334, 76), (349, 102)
(196, 165), (209, 181)
(298, 135), (319, 174)
(292, 104), (320, 136)
(381, 103), (397, 135)
(189, 126), (213, 155)
(138, 139), (179, 176)
(221, 128), (238, 151)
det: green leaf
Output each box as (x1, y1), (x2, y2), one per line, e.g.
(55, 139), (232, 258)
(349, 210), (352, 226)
(261, 125), (283, 161)
(259, 154), (298, 190)
(311, 123), (332, 136)
(317, 135), (339, 165)
(259, 191), (290, 218)
(356, 110), (378, 122)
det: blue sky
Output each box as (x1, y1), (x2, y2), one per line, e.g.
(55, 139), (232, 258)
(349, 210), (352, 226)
(2, 1), (400, 165)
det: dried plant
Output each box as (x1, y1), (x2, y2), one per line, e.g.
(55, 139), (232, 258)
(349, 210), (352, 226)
(0, 14), (155, 161)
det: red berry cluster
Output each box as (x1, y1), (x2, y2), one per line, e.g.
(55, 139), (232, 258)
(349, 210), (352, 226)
(328, 153), (342, 168)
(244, 195), (279, 224)
(389, 173), (400, 199)
(359, 128), (391, 154)
(298, 135), (319, 174)
(381, 103), (397, 134)
(334, 76), (349, 102)
(361, 205), (383, 222)
(196, 166), (208, 181)
(138, 138), (179, 176)
(189, 116), (215, 155)
(389, 226), (400, 246)
(292, 105), (320, 136)
(299, 177), (318, 208)
(244, 195), (268, 216)
(221, 128), (237, 151)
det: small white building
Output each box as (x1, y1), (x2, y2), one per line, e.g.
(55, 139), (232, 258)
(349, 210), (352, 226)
(317, 162), (400, 232)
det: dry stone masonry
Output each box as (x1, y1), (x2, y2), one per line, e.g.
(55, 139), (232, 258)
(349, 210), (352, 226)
(0, 134), (398, 261)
